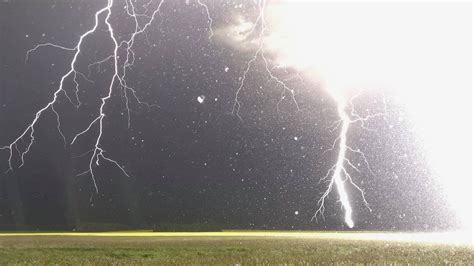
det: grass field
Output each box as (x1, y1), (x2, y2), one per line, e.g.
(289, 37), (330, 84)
(0, 231), (472, 265)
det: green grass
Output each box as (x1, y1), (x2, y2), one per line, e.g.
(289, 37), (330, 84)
(0, 231), (472, 265)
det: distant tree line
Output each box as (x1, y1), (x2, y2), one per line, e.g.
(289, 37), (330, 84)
(0, 222), (227, 232)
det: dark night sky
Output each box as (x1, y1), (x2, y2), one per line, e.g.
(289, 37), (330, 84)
(0, 0), (464, 231)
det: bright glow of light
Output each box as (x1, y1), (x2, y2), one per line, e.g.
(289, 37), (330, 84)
(265, 2), (472, 231)
(0, 231), (470, 245)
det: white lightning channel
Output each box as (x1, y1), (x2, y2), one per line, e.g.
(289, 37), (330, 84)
(2, 0), (215, 194)
(197, 0), (214, 39)
(1, 3), (110, 172)
(261, 2), (472, 229)
(231, 0), (300, 121)
(227, 1), (383, 228)
(313, 92), (384, 228)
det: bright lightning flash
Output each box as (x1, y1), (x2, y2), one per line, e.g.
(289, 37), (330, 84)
(224, 1), (380, 228)
(1, 0), (211, 194)
(313, 89), (385, 228)
(264, 2), (472, 231)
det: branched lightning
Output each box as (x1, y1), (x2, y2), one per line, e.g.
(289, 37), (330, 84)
(313, 91), (386, 228)
(231, 0), (300, 121)
(1, 0), (209, 193)
(229, 0), (381, 228)
(1, 3), (110, 172)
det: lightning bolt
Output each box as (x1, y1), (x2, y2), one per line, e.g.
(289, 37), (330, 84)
(232, 0), (300, 121)
(0, 0), (200, 193)
(2, 3), (111, 173)
(197, 0), (214, 39)
(229, 0), (380, 228)
(313, 91), (386, 228)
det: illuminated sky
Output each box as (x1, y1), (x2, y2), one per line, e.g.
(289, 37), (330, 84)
(262, 1), (472, 232)
(0, 0), (471, 232)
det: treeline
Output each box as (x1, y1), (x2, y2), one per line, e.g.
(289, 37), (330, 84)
(0, 222), (227, 232)
(152, 223), (224, 232)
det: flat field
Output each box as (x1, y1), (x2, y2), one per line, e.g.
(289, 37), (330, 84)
(0, 231), (472, 265)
